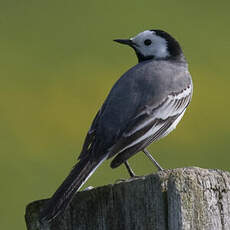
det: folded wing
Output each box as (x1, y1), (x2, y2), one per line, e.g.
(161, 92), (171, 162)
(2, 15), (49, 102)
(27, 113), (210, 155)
(109, 84), (193, 168)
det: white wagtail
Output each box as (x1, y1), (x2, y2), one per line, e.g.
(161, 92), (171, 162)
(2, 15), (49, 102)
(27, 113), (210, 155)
(40, 29), (193, 222)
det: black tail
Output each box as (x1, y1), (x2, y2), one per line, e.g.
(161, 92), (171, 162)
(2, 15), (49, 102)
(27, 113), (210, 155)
(39, 154), (107, 223)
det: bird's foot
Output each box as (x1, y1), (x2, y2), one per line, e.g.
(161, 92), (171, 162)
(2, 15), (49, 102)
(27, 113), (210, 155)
(115, 178), (127, 184)
(83, 186), (94, 191)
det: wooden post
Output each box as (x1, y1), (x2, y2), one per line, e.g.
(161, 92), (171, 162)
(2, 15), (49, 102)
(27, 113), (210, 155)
(25, 167), (230, 230)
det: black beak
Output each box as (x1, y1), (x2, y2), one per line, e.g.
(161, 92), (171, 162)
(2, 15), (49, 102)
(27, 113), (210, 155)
(113, 39), (133, 46)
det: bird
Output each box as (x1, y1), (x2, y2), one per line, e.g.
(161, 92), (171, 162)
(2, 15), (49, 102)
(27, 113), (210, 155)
(39, 29), (193, 223)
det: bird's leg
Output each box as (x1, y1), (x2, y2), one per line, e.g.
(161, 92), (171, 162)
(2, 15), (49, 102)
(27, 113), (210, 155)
(143, 148), (164, 171)
(115, 161), (136, 183)
(124, 161), (136, 177)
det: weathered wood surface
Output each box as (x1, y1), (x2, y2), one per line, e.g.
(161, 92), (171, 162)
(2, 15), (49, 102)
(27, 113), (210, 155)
(25, 167), (230, 230)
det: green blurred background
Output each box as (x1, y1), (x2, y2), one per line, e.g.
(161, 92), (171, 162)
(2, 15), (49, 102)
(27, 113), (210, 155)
(0, 0), (229, 229)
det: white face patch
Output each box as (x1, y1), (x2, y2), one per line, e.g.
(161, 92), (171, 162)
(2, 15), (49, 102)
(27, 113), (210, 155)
(131, 30), (169, 59)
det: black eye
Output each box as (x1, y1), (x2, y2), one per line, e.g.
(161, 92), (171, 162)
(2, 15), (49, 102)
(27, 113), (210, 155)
(144, 39), (152, 46)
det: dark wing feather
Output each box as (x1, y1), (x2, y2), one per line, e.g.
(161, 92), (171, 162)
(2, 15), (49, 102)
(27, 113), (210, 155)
(79, 109), (102, 160)
(110, 84), (192, 168)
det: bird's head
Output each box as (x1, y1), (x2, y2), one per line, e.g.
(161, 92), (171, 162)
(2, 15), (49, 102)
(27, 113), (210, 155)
(114, 30), (184, 62)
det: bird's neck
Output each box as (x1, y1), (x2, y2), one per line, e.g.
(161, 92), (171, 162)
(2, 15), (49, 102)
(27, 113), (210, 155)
(136, 52), (186, 64)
